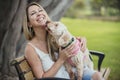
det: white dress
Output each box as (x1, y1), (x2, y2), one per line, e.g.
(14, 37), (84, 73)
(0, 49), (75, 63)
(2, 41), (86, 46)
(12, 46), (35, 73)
(28, 43), (70, 79)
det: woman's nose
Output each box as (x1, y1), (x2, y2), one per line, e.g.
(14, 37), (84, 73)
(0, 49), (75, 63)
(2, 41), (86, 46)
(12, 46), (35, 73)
(36, 10), (42, 16)
(37, 12), (41, 17)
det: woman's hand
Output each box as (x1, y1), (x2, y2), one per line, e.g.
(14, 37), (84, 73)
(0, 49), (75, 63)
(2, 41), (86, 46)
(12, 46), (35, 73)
(77, 37), (87, 52)
(58, 43), (76, 62)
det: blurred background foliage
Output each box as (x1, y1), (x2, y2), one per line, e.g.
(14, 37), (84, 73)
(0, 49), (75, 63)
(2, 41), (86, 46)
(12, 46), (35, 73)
(64, 0), (120, 18)
(61, 0), (120, 79)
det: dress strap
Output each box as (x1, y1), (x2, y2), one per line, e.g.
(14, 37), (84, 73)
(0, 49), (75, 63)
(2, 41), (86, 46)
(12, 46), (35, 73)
(27, 43), (37, 49)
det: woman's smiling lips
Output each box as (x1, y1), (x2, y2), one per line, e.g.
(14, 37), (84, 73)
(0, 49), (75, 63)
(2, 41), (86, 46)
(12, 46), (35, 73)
(36, 15), (45, 23)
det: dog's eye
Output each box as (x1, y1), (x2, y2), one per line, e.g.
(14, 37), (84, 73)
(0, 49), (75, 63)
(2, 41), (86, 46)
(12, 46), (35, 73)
(55, 24), (58, 26)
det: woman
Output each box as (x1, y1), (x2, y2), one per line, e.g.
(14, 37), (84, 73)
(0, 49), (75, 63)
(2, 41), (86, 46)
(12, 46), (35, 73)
(23, 2), (104, 80)
(23, 2), (75, 79)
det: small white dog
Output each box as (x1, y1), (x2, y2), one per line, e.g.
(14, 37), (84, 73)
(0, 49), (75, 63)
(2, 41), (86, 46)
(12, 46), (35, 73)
(46, 21), (93, 80)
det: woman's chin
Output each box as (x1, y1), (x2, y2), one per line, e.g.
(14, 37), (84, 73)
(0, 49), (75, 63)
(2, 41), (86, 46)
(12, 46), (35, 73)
(40, 24), (47, 29)
(40, 21), (47, 26)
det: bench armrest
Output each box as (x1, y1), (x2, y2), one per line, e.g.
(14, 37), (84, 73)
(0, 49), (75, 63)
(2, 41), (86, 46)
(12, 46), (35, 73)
(89, 50), (105, 71)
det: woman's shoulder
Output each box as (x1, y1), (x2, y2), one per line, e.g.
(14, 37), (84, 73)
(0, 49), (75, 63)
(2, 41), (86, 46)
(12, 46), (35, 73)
(25, 43), (33, 52)
(24, 42), (36, 57)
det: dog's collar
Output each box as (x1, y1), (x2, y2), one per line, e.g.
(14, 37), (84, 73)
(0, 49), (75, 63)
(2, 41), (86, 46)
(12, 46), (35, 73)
(61, 37), (74, 49)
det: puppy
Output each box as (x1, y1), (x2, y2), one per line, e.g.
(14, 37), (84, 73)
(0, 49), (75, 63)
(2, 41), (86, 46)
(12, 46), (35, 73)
(46, 21), (93, 80)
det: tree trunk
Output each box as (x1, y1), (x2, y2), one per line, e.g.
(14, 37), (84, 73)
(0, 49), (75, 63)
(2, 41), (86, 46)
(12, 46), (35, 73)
(0, 0), (27, 79)
(0, 0), (73, 79)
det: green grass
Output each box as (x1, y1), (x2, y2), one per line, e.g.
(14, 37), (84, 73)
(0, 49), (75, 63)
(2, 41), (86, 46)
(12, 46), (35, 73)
(61, 17), (120, 80)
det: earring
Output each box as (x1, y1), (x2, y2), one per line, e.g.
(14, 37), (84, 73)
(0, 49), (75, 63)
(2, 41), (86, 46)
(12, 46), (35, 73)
(29, 26), (34, 36)
(29, 27), (32, 32)
(29, 25), (32, 28)
(28, 25), (32, 32)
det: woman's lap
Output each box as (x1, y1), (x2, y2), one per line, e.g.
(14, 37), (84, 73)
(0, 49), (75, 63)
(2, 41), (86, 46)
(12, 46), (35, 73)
(82, 66), (96, 80)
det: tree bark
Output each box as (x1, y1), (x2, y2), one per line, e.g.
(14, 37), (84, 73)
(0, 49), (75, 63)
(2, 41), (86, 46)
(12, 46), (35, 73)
(0, 0), (73, 79)
(0, 0), (27, 79)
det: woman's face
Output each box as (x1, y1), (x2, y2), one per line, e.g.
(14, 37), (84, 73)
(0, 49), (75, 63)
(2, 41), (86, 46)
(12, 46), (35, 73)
(28, 5), (48, 28)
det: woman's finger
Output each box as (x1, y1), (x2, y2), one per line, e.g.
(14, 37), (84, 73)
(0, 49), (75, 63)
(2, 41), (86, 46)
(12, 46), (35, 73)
(67, 43), (75, 53)
(66, 52), (74, 58)
(64, 43), (75, 52)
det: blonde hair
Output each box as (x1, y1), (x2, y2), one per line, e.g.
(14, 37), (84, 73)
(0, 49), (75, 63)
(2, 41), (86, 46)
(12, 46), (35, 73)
(23, 2), (51, 40)
(23, 2), (58, 61)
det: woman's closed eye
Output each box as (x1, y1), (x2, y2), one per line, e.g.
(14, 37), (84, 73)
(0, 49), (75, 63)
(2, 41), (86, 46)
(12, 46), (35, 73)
(30, 12), (36, 16)
(30, 9), (43, 16)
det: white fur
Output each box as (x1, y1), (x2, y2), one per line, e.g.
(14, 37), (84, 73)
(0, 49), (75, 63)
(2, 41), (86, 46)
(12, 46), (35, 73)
(46, 22), (93, 79)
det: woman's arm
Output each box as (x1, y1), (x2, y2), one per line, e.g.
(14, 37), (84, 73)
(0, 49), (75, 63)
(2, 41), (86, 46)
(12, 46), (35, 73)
(43, 43), (75, 77)
(25, 43), (75, 79)
(25, 44), (44, 79)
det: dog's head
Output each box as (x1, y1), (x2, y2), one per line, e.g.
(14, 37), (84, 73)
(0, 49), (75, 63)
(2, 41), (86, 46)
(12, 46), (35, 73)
(46, 21), (71, 47)
(46, 21), (66, 37)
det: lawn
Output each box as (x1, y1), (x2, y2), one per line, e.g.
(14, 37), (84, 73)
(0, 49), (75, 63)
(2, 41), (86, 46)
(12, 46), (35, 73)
(61, 17), (120, 80)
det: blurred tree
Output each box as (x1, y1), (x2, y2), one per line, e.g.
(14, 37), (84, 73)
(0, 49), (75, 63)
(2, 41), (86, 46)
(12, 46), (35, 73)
(91, 0), (120, 16)
(0, 0), (73, 79)
(65, 0), (120, 18)
(91, 0), (104, 15)
(74, 0), (85, 9)
(103, 0), (120, 16)
(103, 0), (120, 10)
(64, 0), (85, 18)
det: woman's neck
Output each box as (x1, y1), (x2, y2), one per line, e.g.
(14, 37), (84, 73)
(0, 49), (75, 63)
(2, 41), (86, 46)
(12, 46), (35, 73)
(31, 27), (49, 54)
(33, 27), (47, 42)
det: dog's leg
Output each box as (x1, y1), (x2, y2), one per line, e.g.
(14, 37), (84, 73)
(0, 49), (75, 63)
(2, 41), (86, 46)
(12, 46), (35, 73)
(76, 59), (83, 80)
(72, 53), (84, 80)
(64, 62), (75, 80)
(84, 49), (94, 70)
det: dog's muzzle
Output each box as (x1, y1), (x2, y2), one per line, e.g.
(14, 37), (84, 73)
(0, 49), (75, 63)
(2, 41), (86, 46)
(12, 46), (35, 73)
(61, 37), (74, 49)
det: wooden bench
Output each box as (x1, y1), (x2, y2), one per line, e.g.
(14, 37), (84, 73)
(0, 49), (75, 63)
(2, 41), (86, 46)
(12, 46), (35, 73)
(10, 50), (110, 80)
